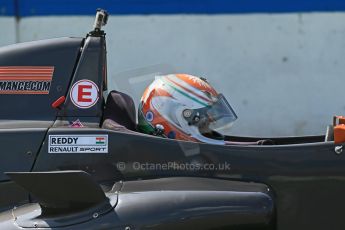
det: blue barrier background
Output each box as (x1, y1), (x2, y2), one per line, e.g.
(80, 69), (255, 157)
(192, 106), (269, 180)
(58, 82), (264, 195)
(2, 0), (345, 16)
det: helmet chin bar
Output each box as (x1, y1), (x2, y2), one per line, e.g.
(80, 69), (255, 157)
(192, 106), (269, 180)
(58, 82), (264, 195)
(189, 125), (226, 145)
(202, 130), (225, 140)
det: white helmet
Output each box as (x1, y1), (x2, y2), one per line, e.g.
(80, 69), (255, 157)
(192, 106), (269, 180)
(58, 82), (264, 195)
(138, 74), (237, 145)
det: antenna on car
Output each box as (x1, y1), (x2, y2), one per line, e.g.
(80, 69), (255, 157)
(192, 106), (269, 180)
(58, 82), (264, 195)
(89, 8), (109, 36)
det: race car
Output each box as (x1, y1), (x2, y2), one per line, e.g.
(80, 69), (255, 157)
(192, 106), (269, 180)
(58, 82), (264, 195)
(0, 9), (344, 230)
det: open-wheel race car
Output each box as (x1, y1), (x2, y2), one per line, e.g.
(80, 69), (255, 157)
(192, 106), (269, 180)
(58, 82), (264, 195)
(0, 9), (345, 230)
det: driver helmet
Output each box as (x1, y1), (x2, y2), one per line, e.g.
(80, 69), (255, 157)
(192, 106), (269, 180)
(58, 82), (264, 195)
(138, 74), (237, 145)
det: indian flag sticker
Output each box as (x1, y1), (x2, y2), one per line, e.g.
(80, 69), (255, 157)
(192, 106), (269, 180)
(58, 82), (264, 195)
(96, 136), (106, 145)
(145, 111), (154, 122)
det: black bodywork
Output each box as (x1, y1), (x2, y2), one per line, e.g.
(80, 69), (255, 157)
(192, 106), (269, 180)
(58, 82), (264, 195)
(0, 171), (273, 230)
(0, 9), (344, 230)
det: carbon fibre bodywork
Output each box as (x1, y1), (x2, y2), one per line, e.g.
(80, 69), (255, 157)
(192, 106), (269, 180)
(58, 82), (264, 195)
(0, 172), (274, 230)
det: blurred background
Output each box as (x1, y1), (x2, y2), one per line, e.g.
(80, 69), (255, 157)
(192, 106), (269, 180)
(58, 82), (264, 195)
(1, 0), (345, 137)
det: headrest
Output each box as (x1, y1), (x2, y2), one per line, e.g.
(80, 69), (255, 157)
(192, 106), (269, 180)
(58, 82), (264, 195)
(103, 90), (136, 131)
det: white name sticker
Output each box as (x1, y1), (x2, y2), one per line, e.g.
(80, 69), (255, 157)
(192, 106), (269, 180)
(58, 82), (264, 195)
(48, 135), (108, 153)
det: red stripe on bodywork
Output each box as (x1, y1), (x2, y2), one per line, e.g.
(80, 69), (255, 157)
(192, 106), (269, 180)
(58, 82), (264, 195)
(0, 90), (49, 94)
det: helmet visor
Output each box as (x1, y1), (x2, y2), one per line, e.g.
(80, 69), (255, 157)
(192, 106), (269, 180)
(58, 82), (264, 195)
(187, 94), (237, 134)
(205, 94), (237, 133)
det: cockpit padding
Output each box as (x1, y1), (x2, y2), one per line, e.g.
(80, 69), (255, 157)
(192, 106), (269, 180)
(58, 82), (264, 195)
(102, 90), (136, 131)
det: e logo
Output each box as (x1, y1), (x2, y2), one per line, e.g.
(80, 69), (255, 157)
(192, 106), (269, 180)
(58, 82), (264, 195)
(70, 80), (99, 108)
